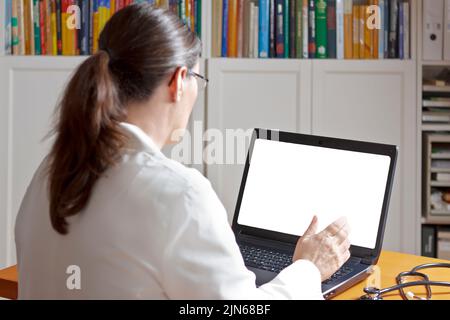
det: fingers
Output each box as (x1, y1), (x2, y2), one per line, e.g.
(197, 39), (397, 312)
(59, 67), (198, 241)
(322, 216), (350, 239)
(303, 215), (318, 237)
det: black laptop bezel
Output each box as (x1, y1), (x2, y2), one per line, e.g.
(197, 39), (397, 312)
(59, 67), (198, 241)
(232, 128), (398, 264)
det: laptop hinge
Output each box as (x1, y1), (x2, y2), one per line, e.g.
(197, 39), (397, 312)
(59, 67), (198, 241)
(361, 257), (374, 265)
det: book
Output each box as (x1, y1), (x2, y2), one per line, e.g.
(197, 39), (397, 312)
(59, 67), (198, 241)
(253, 2), (259, 58)
(12, 0), (19, 54)
(437, 230), (450, 260)
(258, 0), (269, 58)
(302, 0), (308, 58)
(275, 0), (284, 57)
(33, 0), (40, 54)
(422, 226), (436, 258)
(80, 0), (90, 55)
(398, 0), (404, 59)
(343, 0), (352, 59)
(403, 1), (410, 59)
(359, 4), (364, 58)
(295, 0), (302, 58)
(289, 0), (296, 58)
(212, 0), (222, 57)
(389, 0), (398, 58)
(228, 0), (238, 57)
(269, 0), (275, 57)
(336, 0), (344, 59)
(364, 3), (372, 59)
(5, 0), (12, 54)
(315, 0), (327, 58)
(237, 0), (244, 57)
(307, 0), (315, 58)
(284, 0), (290, 58)
(222, 0), (229, 57)
(371, 0), (378, 59)
(327, 0), (336, 58)
(378, 0), (385, 59)
(352, 4), (359, 59)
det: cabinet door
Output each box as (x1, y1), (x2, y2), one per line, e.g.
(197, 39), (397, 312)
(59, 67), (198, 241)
(311, 60), (417, 253)
(0, 57), (86, 267)
(206, 59), (312, 221)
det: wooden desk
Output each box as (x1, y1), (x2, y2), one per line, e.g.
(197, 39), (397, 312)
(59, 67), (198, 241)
(333, 251), (450, 300)
(0, 265), (18, 300)
(1, 251), (449, 300)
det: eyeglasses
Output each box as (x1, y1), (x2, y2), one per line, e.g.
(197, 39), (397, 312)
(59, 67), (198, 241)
(187, 70), (209, 91)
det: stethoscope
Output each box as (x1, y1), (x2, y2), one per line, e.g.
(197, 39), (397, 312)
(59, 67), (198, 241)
(360, 263), (450, 300)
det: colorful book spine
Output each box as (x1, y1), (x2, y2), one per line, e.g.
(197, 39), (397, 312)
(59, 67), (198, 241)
(352, 4), (359, 59)
(327, 0), (336, 59)
(378, 0), (384, 59)
(307, 0), (315, 58)
(51, 0), (57, 55)
(221, 0), (228, 57)
(269, 0), (276, 57)
(93, 0), (99, 53)
(56, 0), (61, 54)
(33, 0), (41, 54)
(398, 0), (404, 59)
(237, 0), (243, 57)
(336, 0), (343, 59)
(46, 0), (53, 55)
(259, 0), (270, 58)
(358, 4), (364, 59)
(315, 0), (327, 58)
(275, 0), (284, 57)
(301, 0), (308, 58)
(389, 0), (398, 58)
(12, 0), (19, 54)
(289, 0), (296, 58)
(403, 1), (409, 59)
(212, 0), (222, 57)
(343, 0), (352, 59)
(81, 0), (89, 55)
(364, 3), (372, 58)
(383, 0), (388, 58)
(371, 0), (378, 59)
(5, 0), (13, 54)
(227, 0), (237, 57)
(39, 0), (46, 55)
(283, 0), (289, 58)
(295, 0), (302, 59)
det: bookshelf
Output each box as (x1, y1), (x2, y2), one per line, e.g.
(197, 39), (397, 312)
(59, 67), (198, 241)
(417, 0), (450, 259)
(0, 0), (422, 269)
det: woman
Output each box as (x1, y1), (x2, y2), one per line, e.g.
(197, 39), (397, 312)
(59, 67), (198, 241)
(15, 4), (350, 299)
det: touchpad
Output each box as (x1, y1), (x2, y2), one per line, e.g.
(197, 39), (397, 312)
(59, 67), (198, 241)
(247, 266), (277, 286)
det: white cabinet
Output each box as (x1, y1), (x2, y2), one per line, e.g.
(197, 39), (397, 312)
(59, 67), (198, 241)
(206, 58), (312, 220)
(0, 56), (86, 267)
(311, 60), (417, 253)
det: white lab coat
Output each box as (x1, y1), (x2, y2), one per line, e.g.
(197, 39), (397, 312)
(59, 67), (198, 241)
(15, 122), (324, 299)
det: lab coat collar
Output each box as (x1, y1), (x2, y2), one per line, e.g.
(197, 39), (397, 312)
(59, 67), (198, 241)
(119, 122), (164, 156)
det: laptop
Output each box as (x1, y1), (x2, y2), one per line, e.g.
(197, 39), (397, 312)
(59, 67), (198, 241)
(232, 128), (398, 299)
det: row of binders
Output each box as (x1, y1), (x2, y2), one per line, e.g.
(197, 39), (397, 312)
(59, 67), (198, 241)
(423, 0), (450, 61)
(212, 0), (411, 59)
(3, 0), (202, 56)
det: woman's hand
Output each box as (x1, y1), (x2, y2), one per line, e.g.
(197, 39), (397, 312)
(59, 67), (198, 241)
(293, 216), (351, 281)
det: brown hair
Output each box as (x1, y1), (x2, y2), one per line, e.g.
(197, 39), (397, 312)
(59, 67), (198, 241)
(47, 4), (202, 234)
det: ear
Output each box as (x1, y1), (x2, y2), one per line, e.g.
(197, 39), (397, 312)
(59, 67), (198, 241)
(169, 66), (189, 103)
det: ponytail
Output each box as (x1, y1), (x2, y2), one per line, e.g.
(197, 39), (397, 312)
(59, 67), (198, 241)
(48, 50), (127, 234)
(47, 4), (202, 234)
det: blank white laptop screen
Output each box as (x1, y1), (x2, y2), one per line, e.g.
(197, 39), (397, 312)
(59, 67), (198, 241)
(237, 138), (391, 249)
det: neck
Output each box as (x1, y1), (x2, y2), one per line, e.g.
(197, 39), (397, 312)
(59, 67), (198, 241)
(125, 100), (173, 150)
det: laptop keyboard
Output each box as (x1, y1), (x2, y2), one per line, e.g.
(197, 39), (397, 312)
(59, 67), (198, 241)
(239, 243), (359, 284)
(239, 244), (293, 273)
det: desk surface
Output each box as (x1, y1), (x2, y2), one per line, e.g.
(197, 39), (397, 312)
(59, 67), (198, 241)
(0, 251), (449, 300)
(333, 251), (450, 300)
